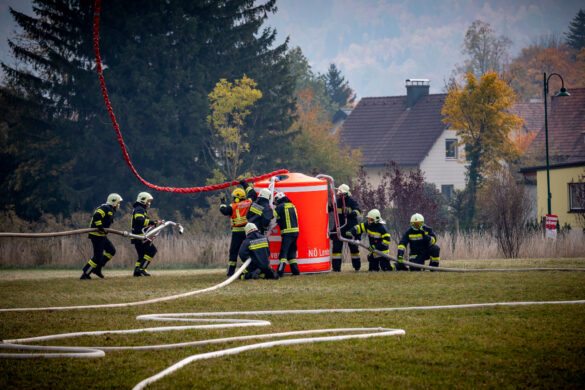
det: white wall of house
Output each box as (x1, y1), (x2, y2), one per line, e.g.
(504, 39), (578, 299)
(419, 129), (467, 192)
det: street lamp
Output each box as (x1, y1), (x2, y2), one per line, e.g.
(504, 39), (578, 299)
(543, 72), (570, 216)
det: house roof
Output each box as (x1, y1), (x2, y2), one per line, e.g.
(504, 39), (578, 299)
(523, 87), (585, 165)
(508, 101), (544, 134)
(339, 93), (447, 166)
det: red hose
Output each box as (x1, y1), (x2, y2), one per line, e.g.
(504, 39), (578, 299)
(92, 0), (287, 193)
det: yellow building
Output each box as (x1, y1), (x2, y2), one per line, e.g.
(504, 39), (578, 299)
(521, 87), (585, 230)
(522, 162), (585, 229)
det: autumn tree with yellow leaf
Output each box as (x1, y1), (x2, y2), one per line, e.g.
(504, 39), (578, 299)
(288, 88), (361, 182)
(442, 71), (523, 227)
(206, 75), (262, 182)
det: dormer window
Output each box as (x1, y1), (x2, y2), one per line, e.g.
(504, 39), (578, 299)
(446, 139), (458, 159)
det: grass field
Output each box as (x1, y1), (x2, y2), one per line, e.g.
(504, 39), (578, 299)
(1, 258), (585, 389)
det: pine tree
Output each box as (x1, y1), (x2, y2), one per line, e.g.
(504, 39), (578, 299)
(324, 63), (355, 110)
(566, 9), (585, 51)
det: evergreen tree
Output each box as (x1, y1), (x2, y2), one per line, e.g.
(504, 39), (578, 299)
(566, 9), (585, 51)
(324, 63), (355, 109)
(2, 0), (296, 219)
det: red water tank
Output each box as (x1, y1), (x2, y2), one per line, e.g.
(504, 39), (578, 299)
(254, 172), (330, 273)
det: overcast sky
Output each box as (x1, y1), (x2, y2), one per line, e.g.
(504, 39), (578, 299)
(1, 0), (583, 99)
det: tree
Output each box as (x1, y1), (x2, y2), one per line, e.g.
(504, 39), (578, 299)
(351, 163), (448, 242)
(477, 171), (532, 258)
(287, 88), (361, 182)
(206, 75), (262, 182)
(324, 63), (356, 109)
(566, 9), (585, 51)
(456, 20), (512, 78)
(441, 71), (523, 228)
(2, 0), (296, 219)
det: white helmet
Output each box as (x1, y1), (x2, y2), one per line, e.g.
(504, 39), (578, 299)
(410, 213), (424, 229)
(137, 191), (153, 205)
(366, 209), (382, 223)
(337, 184), (350, 196)
(106, 193), (123, 207)
(244, 222), (258, 235)
(274, 192), (286, 203)
(258, 188), (271, 200)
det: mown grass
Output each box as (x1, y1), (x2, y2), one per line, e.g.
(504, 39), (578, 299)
(1, 258), (585, 389)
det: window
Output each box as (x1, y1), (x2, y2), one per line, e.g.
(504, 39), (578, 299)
(441, 185), (454, 200)
(569, 182), (585, 212)
(445, 139), (458, 159)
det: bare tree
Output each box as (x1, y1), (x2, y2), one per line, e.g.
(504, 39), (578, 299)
(477, 171), (532, 258)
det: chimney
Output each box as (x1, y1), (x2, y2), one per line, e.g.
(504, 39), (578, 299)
(405, 78), (430, 109)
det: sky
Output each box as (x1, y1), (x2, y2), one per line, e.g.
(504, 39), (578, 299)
(1, 0), (583, 99)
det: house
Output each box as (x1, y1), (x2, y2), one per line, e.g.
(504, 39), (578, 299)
(520, 87), (585, 229)
(339, 79), (466, 199)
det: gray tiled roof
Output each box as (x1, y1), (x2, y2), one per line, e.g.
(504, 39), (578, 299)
(339, 93), (447, 166)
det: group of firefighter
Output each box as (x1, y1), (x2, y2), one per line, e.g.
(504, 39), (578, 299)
(80, 180), (440, 280)
(221, 181), (441, 280)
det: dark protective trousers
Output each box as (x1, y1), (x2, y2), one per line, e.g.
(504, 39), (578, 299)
(133, 240), (157, 268)
(408, 244), (440, 271)
(331, 228), (360, 271)
(90, 236), (116, 267)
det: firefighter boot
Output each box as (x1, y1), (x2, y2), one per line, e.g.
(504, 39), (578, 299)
(351, 257), (361, 271)
(332, 258), (342, 272)
(141, 260), (151, 276)
(369, 258), (380, 272)
(429, 258), (439, 271)
(290, 262), (300, 276)
(226, 261), (236, 277)
(380, 258), (393, 271)
(80, 263), (93, 280)
(133, 260), (142, 277)
(277, 260), (287, 277)
(94, 258), (107, 279)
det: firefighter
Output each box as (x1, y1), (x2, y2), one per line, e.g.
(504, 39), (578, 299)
(346, 209), (393, 272)
(246, 188), (276, 235)
(131, 192), (160, 277)
(330, 184), (361, 272)
(274, 192), (300, 276)
(238, 223), (279, 280)
(396, 213), (440, 271)
(80, 193), (123, 279)
(220, 187), (253, 277)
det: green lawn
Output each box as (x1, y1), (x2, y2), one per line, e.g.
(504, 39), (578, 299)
(1, 259), (584, 389)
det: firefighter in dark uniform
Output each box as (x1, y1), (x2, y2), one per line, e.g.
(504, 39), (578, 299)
(246, 188), (276, 235)
(220, 187), (253, 277)
(131, 192), (160, 277)
(80, 193), (123, 279)
(346, 209), (394, 272)
(330, 183), (361, 272)
(396, 213), (440, 271)
(274, 192), (300, 276)
(238, 223), (279, 280)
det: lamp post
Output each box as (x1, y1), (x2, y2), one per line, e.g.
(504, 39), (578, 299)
(543, 72), (570, 216)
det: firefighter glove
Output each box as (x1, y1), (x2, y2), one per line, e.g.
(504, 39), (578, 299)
(345, 230), (353, 237)
(220, 196), (226, 204)
(368, 245), (376, 253)
(239, 179), (247, 187)
(98, 227), (106, 234)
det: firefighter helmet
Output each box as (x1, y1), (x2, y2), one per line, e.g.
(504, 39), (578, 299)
(232, 188), (246, 199)
(106, 193), (123, 207)
(410, 213), (424, 229)
(337, 184), (350, 196)
(366, 209), (382, 223)
(136, 192), (153, 205)
(274, 192), (286, 203)
(258, 188), (271, 200)
(244, 222), (258, 235)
